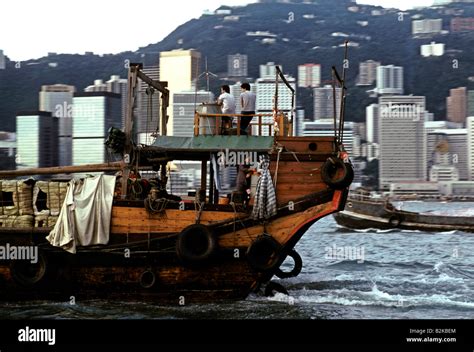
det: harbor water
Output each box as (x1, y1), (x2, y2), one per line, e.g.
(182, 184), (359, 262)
(1, 202), (473, 320)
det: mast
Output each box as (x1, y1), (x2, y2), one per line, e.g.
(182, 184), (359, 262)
(121, 63), (170, 199)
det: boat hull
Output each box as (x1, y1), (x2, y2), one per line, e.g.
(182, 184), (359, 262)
(0, 190), (348, 303)
(334, 199), (474, 233)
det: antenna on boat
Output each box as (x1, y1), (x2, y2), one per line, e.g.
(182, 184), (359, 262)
(194, 57), (218, 110)
(332, 40), (349, 152)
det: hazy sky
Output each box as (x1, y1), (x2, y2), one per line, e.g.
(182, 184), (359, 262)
(1, 0), (434, 61)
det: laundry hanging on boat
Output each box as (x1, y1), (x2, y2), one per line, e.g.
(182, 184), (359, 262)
(252, 154), (277, 220)
(46, 175), (116, 254)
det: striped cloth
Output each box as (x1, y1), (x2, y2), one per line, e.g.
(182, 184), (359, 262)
(252, 155), (277, 220)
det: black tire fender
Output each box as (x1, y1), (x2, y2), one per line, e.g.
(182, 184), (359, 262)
(321, 156), (354, 190)
(265, 281), (289, 297)
(246, 234), (282, 272)
(176, 224), (217, 264)
(388, 214), (403, 228)
(275, 249), (303, 279)
(10, 250), (49, 287)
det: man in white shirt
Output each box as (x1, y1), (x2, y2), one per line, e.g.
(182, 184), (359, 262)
(217, 85), (236, 134)
(240, 83), (256, 133)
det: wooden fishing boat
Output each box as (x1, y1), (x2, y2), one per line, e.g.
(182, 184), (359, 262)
(334, 192), (474, 233)
(0, 51), (353, 303)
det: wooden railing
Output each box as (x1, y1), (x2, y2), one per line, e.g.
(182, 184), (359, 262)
(194, 111), (293, 137)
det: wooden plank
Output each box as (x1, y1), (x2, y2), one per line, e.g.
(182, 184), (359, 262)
(274, 174), (323, 183)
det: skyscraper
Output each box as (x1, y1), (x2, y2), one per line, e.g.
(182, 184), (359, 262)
(136, 66), (160, 144)
(357, 60), (380, 86)
(447, 87), (467, 124)
(298, 64), (321, 88)
(313, 85), (342, 120)
(228, 54), (248, 77)
(72, 92), (121, 166)
(376, 65), (404, 95)
(39, 84), (76, 166)
(366, 104), (379, 144)
(468, 117), (474, 180)
(84, 75), (128, 130)
(160, 49), (201, 136)
(256, 76), (296, 112)
(378, 95), (427, 190)
(412, 19), (443, 35)
(428, 129), (468, 180)
(173, 91), (215, 137)
(16, 112), (58, 169)
(84, 80), (108, 92)
(467, 90), (474, 117)
(107, 75), (128, 130)
(259, 62), (280, 79)
(0, 50), (5, 70)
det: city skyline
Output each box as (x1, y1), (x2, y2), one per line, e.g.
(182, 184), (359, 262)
(1, 0), (435, 61)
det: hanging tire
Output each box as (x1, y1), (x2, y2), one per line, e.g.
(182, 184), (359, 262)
(265, 281), (289, 297)
(10, 250), (49, 287)
(246, 234), (282, 272)
(388, 214), (403, 228)
(321, 156), (354, 190)
(275, 250), (303, 279)
(176, 224), (217, 264)
(139, 270), (156, 289)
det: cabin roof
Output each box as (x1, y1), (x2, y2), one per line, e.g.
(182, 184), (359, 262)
(149, 136), (275, 152)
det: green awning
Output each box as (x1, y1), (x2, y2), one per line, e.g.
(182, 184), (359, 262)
(149, 136), (275, 152)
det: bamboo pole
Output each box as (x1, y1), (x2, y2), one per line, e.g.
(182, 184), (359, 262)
(0, 162), (130, 179)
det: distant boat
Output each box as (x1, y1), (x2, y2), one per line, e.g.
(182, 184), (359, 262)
(334, 190), (474, 233)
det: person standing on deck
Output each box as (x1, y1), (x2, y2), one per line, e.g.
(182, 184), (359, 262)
(217, 85), (236, 134)
(240, 83), (256, 133)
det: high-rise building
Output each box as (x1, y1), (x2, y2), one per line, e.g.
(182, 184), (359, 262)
(84, 75), (128, 130)
(0, 132), (15, 170)
(428, 129), (468, 180)
(256, 76), (296, 112)
(136, 66), (160, 144)
(467, 90), (474, 117)
(451, 17), (474, 32)
(421, 42), (445, 57)
(0, 50), (5, 70)
(412, 19), (443, 35)
(255, 74), (296, 135)
(72, 92), (121, 166)
(376, 65), (404, 95)
(357, 60), (380, 86)
(228, 54), (248, 77)
(107, 75), (128, 130)
(298, 64), (321, 88)
(378, 95), (427, 190)
(468, 117), (474, 180)
(313, 85), (342, 120)
(366, 104), (379, 144)
(160, 49), (201, 136)
(303, 120), (354, 157)
(85, 79), (108, 92)
(16, 112), (58, 169)
(173, 91), (215, 137)
(447, 87), (467, 124)
(259, 62), (280, 79)
(39, 84), (76, 166)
